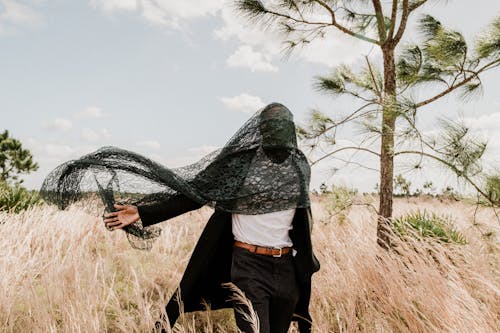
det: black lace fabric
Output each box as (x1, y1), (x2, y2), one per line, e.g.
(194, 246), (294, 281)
(40, 103), (311, 250)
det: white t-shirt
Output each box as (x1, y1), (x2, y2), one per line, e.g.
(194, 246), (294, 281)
(231, 208), (296, 248)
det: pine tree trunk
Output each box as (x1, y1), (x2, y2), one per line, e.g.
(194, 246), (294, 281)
(377, 46), (397, 249)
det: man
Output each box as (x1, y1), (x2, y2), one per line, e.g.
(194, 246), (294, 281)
(103, 104), (320, 332)
(44, 103), (319, 332)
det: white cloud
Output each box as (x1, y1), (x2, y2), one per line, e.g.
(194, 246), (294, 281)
(295, 29), (377, 67)
(137, 140), (161, 150)
(89, 0), (225, 28)
(0, 0), (43, 35)
(25, 137), (96, 161)
(187, 144), (218, 155)
(214, 5), (281, 54)
(81, 127), (111, 142)
(81, 128), (98, 142)
(89, 0), (137, 13)
(90, 1), (373, 67)
(42, 118), (73, 131)
(42, 143), (75, 159)
(75, 106), (109, 118)
(464, 111), (500, 159)
(100, 128), (111, 139)
(215, 5), (377, 68)
(140, 0), (173, 27)
(219, 93), (265, 114)
(226, 45), (278, 72)
(464, 111), (500, 130)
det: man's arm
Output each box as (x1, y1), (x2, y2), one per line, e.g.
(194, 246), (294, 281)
(103, 193), (204, 230)
(137, 193), (204, 227)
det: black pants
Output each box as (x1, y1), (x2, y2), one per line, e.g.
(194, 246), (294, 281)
(230, 246), (300, 333)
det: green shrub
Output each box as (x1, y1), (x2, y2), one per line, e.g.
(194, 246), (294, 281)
(0, 181), (42, 213)
(322, 185), (357, 223)
(392, 210), (467, 244)
(484, 174), (500, 206)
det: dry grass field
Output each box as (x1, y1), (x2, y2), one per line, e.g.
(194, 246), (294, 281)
(0, 195), (498, 332)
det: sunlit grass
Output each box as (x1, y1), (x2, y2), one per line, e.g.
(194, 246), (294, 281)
(0, 195), (498, 332)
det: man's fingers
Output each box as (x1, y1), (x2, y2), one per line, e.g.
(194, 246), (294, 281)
(106, 220), (122, 227)
(103, 211), (118, 218)
(103, 217), (119, 223)
(114, 203), (126, 210)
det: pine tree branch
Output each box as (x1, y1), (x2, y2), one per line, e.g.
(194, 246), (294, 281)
(409, 0), (428, 13)
(392, 0), (409, 46)
(387, 0), (398, 41)
(289, 0), (305, 21)
(479, 58), (500, 72)
(312, 0), (379, 44)
(338, 6), (375, 19)
(395, 150), (492, 203)
(263, 8), (331, 26)
(415, 58), (499, 108)
(398, 107), (438, 154)
(415, 77), (473, 108)
(329, 155), (380, 172)
(306, 103), (378, 139)
(346, 90), (377, 103)
(312, 146), (380, 166)
(1, 163), (15, 181)
(371, 0), (387, 42)
(365, 56), (382, 100)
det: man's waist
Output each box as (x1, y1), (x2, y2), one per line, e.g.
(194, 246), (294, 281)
(233, 240), (293, 257)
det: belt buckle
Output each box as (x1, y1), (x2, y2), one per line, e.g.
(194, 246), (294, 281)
(273, 247), (283, 258)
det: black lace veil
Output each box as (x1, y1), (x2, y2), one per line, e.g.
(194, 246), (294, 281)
(40, 103), (311, 250)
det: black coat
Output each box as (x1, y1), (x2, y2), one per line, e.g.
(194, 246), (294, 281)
(138, 194), (320, 332)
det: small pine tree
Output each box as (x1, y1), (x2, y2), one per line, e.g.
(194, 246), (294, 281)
(484, 174), (500, 206)
(0, 130), (38, 184)
(394, 174), (412, 197)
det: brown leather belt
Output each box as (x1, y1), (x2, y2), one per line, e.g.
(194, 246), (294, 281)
(234, 240), (292, 257)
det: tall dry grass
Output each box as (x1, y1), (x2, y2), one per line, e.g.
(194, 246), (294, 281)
(0, 196), (498, 332)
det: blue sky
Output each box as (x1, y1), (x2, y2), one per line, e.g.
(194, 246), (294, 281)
(1, 0), (499, 193)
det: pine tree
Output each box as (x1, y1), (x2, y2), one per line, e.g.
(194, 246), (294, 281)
(0, 130), (38, 184)
(235, 1), (500, 248)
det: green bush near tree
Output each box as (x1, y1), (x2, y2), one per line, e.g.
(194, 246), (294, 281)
(484, 174), (500, 206)
(320, 184), (357, 224)
(0, 181), (42, 214)
(392, 210), (467, 245)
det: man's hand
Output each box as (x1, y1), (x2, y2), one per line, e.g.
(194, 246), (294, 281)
(103, 204), (140, 231)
